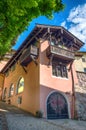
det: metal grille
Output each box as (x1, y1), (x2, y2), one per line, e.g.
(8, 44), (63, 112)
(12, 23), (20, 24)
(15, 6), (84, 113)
(47, 92), (69, 119)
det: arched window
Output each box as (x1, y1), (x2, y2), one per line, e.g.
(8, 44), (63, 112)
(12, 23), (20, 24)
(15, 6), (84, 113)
(9, 84), (14, 97)
(17, 77), (24, 94)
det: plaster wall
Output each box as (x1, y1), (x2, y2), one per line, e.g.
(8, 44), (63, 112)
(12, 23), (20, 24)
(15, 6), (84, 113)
(3, 61), (40, 115)
(39, 40), (78, 118)
(75, 54), (86, 72)
(0, 74), (4, 100)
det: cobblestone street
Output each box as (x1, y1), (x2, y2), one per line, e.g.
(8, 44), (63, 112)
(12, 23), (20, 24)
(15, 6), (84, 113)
(0, 112), (8, 130)
(0, 101), (86, 130)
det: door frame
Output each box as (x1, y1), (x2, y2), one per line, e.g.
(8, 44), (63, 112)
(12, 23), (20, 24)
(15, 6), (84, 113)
(46, 90), (71, 119)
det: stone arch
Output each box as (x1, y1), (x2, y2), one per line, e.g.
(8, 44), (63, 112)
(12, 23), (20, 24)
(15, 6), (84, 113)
(46, 91), (69, 119)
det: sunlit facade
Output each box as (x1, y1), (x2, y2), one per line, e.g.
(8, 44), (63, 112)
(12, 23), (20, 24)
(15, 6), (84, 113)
(0, 24), (84, 119)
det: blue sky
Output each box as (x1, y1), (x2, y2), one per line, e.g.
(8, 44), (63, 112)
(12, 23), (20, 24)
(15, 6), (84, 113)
(13, 0), (86, 51)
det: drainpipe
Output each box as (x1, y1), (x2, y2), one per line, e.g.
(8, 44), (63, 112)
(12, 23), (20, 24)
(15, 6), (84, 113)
(70, 61), (75, 119)
(0, 73), (5, 101)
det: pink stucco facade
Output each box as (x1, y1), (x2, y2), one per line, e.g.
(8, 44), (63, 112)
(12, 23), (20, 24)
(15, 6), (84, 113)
(39, 40), (78, 118)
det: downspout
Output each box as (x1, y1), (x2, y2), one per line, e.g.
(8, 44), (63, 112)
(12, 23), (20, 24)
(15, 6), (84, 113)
(70, 61), (75, 119)
(0, 73), (5, 101)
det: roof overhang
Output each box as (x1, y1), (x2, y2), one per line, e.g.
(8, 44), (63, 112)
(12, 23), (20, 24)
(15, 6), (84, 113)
(1, 24), (84, 73)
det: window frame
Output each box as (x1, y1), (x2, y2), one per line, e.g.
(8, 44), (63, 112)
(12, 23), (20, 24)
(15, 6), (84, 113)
(9, 84), (14, 97)
(84, 68), (86, 73)
(52, 61), (68, 78)
(82, 57), (86, 62)
(16, 77), (24, 94)
(5, 71), (9, 77)
(11, 64), (16, 71)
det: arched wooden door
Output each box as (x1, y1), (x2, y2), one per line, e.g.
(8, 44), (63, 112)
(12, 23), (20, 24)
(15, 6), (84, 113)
(47, 92), (69, 119)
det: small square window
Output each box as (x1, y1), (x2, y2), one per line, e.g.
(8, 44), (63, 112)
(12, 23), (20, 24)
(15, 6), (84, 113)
(52, 61), (68, 78)
(84, 68), (86, 73)
(82, 58), (85, 62)
(5, 71), (9, 77)
(11, 64), (16, 71)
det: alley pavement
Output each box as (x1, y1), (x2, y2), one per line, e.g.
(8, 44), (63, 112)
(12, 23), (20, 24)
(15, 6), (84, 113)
(0, 101), (86, 130)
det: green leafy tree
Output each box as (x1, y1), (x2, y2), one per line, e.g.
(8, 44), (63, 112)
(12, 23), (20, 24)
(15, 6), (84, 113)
(0, 0), (64, 58)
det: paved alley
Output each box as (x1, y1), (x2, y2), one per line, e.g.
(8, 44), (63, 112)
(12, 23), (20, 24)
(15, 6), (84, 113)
(0, 101), (86, 130)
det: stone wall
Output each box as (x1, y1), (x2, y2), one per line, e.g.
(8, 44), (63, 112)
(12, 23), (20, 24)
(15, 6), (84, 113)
(75, 72), (86, 120)
(77, 72), (86, 87)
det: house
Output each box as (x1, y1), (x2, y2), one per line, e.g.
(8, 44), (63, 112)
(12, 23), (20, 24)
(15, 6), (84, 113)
(0, 49), (16, 72)
(74, 52), (86, 120)
(0, 49), (16, 100)
(0, 24), (84, 119)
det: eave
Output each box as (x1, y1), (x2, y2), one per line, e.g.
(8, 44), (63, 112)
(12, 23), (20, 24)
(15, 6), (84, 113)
(1, 24), (84, 73)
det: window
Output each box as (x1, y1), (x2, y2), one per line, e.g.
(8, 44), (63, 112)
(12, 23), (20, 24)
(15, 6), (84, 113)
(63, 37), (67, 43)
(9, 84), (14, 97)
(5, 71), (9, 77)
(51, 38), (56, 45)
(11, 64), (16, 71)
(84, 68), (86, 73)
(17, 96), (22, 104)
(52, 62), (68, 78)
(33, 41), (38, 47)
(50, 36), (64, 48)
(82, 58), (86, 62)
(16, 77), (24, 94)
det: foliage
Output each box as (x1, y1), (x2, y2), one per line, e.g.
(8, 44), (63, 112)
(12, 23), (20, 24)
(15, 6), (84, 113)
(0, 0), (64, 58)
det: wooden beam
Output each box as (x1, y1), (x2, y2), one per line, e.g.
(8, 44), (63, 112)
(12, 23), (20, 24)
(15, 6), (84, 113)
(42, 32), (48, 38)
(22, 66), (27, 73)
(30, 55), (38, 65)
(2, 28), (43, 73)
(74, 38), (76, 43)
(61, 28), (63, 34)
(48, 27), (50, 33)
(73, 42), (80, 49)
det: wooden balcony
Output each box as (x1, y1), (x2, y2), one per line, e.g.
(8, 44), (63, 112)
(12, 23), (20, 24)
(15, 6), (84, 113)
(46, 45), (75, 61)
(19, 45), (38, 66)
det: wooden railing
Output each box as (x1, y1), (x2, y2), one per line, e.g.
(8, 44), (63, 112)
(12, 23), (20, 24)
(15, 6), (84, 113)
(19, 45), (38, 66)
(46, 45), (75, 60)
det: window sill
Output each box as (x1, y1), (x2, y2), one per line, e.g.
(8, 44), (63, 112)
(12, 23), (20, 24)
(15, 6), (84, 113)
(15, 91), (24, 95)
(8, 95), (13, 98)
(52, 75), (68, 80)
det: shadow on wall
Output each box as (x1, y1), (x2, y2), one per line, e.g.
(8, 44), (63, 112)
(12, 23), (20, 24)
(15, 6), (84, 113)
(40, 47), (50, 65)
(75, 72), (86, 120)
